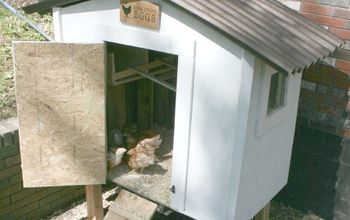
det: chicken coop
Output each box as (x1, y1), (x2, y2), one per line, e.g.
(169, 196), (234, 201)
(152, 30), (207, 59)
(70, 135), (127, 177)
(14, 0), (343, 219)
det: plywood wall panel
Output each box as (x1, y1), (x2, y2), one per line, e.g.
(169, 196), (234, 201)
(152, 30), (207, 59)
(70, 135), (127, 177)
(13, 42), (106, 187)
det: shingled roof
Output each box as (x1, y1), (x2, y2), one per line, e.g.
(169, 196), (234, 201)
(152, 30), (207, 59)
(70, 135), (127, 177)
(23, 0), (344, 74)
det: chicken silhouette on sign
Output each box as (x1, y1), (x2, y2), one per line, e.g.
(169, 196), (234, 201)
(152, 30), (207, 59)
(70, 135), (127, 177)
(122, 4), (132, 17)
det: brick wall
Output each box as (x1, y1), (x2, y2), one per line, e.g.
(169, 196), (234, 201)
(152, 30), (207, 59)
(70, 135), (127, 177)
(0, 118), (85, 220)
(282, 0), (350, 135)
(276, 1), (350, 220)
(298, 64), (349, 136)
(300, 0), (350, 70)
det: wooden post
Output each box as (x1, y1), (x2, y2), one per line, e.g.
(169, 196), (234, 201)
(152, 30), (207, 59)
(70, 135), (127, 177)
(86, 185), (104, 220)
(255, 202), (270, 220)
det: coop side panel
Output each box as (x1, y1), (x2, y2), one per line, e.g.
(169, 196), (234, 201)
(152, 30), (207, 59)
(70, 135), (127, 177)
(234, 60), (302, 220)
(13, 42), (106, 187)
(225, 51), (256, 220)
(183, 41), (244, 220)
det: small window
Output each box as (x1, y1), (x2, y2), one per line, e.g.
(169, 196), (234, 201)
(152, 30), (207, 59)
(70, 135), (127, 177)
(267, 72), (287, 114)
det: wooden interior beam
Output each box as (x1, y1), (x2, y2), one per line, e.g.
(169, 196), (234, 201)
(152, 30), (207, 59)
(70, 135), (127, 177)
(113, 69), (175, 86)
(111, 56), (178, 86)
(112, 60), (163, 81)
(86, 185), (104, 220)
(107, 53), (116, 85)
(132, 67), (176, 92)
(158, 72), (177, 81)
(157, 58), (177, 70)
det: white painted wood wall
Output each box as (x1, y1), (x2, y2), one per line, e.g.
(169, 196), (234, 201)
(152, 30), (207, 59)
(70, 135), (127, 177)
(53, 0), (302, 219)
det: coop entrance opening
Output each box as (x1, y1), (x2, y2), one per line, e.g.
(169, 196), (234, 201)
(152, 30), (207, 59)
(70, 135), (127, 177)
(106, 42), (177, 206)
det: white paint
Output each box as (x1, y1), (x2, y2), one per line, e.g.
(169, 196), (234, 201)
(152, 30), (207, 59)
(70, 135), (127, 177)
(184, 32), (243, 220)
(234, 62), (302, 220)
(171, 53), (196, 210)
(89, 24), (195, 58)
(52, 7), (63, 42)
(225, 51), (256, 220)
(278, 0), (301, 11)
(52, 0), (303, 219)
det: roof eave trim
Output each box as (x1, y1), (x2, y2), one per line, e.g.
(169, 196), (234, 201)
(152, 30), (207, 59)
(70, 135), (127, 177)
(23, 0), (87, 14)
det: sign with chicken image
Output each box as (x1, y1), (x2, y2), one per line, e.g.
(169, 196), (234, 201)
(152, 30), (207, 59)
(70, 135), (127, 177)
(120, 0), (160, 30)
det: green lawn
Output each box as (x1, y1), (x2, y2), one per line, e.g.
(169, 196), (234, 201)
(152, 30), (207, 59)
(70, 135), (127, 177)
(0, 19), (17, 120)
(0, 5), (9, 18)
(0, 5), (51, 119)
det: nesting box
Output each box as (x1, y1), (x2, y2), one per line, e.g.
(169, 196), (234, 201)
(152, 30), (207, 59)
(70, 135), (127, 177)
(15, 0), (342, 219)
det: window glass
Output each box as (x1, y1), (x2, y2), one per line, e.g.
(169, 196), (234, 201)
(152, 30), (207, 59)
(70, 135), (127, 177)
(267, 72), (287, 114)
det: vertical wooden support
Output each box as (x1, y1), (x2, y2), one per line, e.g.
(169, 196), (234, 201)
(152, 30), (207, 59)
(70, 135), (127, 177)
(167, 78), (176, 128)
(112, 85), (127, 129)
(107, 53), (127, 131)
(138, 79), (154, 130)
(255, 202), (270, 220)
(86, 185), (104, 220)
(153, 84), (169, 126)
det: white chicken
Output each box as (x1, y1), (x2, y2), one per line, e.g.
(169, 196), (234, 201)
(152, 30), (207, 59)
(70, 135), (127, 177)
(107, 147), (127, 170)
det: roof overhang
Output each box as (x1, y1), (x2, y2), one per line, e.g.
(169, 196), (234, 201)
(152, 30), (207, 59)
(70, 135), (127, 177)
(23, 0), (345, 74)
(23, 0), (89, 14)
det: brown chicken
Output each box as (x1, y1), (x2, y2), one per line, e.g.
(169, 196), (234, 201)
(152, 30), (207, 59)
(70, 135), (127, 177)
(123, 125), (159, 150)
(127, 135), (162, 173)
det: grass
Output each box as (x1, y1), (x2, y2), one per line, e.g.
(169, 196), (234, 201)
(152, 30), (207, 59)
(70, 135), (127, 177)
(0, 4), (52, 119)
(0, 6), (8, 18)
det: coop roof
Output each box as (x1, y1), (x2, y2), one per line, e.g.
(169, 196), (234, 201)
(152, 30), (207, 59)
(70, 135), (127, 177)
(23, 0), (344, 74)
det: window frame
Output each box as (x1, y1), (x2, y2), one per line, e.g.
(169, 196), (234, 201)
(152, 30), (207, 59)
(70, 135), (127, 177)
(267, 71), (288, 115)
(255, 62), (290, 137)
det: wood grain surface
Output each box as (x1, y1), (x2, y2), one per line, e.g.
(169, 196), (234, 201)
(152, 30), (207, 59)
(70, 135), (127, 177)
(13, 42), (106, 187)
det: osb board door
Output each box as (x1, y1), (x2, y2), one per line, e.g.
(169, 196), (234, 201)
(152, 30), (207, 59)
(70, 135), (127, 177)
(13, 42), (106, 187)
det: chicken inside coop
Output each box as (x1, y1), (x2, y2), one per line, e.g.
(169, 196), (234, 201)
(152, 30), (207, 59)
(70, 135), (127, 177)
(106, 42), (177, 206)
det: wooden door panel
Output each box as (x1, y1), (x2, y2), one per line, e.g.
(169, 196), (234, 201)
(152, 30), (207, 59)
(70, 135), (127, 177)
(13, 42), (106, 187)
